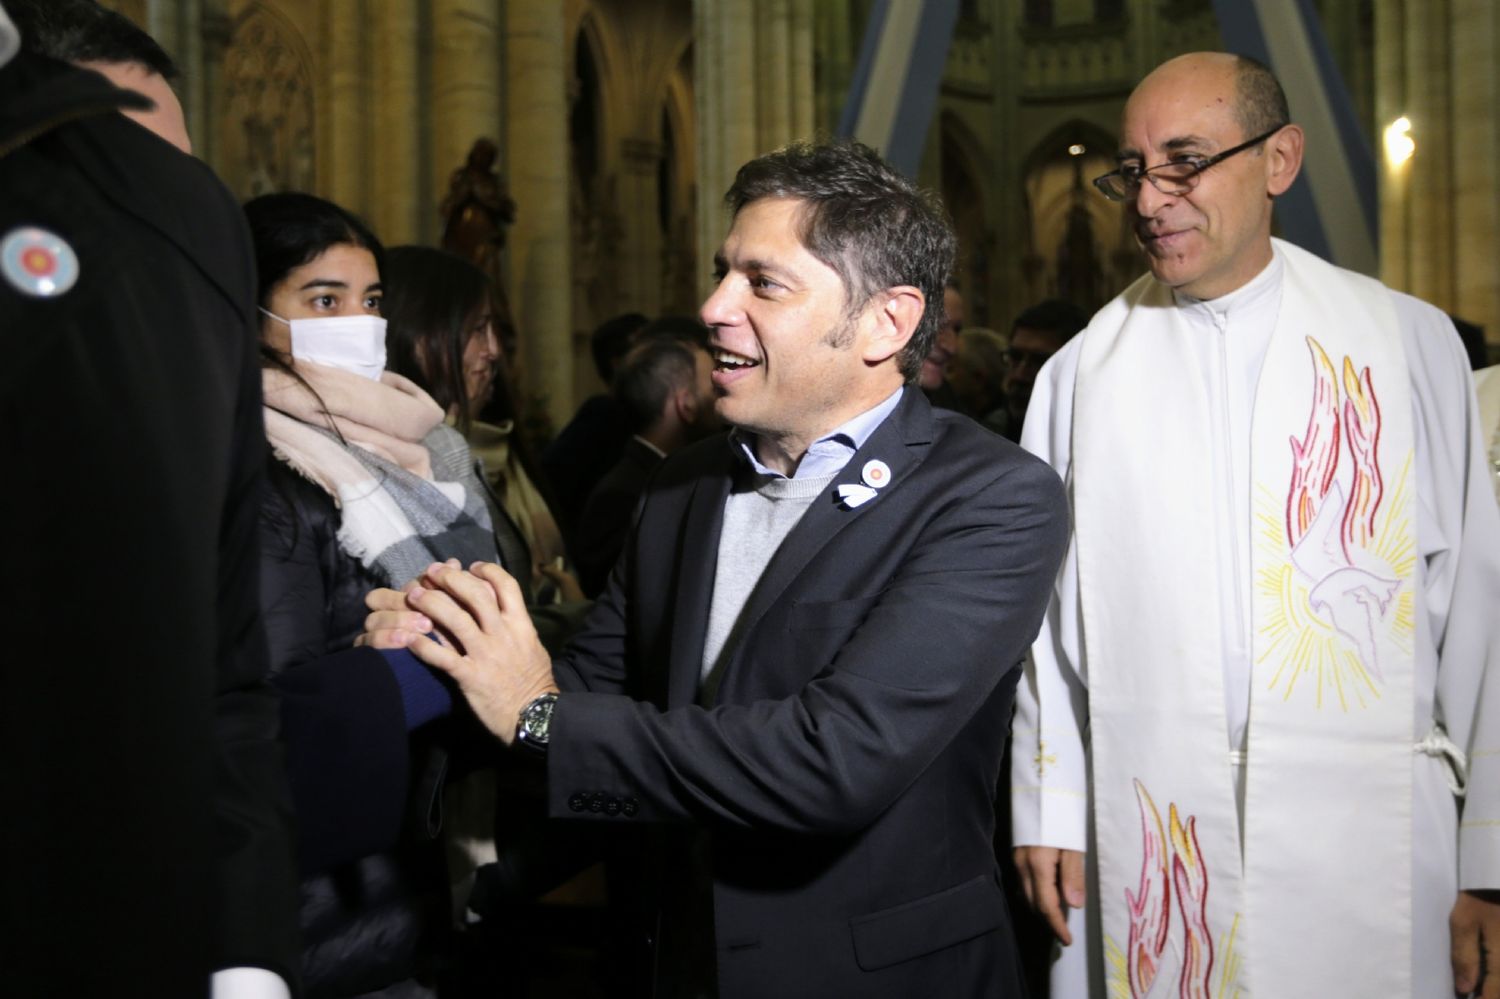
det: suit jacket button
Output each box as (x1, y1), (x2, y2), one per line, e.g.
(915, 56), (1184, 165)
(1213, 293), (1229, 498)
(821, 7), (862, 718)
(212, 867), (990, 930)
(622, 797), (639, 817)
(568, 793), (587, 813)
(604, 798), (621, 816)
(589, 791), (606, 813)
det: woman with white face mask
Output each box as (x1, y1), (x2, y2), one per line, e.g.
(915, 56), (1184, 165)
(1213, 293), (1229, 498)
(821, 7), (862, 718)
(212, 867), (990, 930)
(244, 192), (499, 998)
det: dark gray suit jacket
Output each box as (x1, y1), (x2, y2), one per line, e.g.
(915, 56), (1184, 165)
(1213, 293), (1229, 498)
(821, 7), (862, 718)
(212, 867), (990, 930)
(549, 388), (1068, 997)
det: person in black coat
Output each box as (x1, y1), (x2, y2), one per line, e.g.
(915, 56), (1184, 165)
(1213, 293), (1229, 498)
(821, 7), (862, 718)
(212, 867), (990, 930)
(538, 311), (648, 542)
(0, 2), (298, 994)
(574, 323), (718, 597)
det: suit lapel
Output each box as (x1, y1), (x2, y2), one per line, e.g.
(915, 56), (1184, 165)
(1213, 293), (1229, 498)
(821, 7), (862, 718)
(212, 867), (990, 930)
(665, 451), (732, 707)
(716, 389), (935, 699)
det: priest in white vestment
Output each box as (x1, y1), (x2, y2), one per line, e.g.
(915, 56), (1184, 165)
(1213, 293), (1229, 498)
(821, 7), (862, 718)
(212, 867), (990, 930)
(1010, 51), (1500, 999)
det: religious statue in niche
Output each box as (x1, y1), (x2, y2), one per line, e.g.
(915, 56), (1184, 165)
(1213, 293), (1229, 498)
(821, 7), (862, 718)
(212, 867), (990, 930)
(220, 4), (314, 200)
(440, 138), (517, 288)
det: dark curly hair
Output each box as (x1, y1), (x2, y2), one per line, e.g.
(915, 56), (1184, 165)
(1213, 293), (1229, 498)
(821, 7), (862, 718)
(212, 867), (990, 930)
(724, 140), (956, 382)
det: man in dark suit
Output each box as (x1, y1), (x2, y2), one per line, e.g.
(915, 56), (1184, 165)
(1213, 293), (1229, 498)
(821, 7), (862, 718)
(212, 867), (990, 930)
(0, 1), (298, 995)
(575, 328), (717, 596)
(539, 311), (649, 540)
(368, 140), (1068, 997)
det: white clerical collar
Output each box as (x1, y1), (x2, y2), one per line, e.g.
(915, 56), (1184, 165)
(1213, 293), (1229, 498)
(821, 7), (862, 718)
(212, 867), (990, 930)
(1173, 247), (1285, 321)
(733, 385), (904, 480)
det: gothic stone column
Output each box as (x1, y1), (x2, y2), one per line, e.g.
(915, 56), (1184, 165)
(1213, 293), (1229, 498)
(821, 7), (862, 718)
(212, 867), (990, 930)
(505, 0), (574, 430)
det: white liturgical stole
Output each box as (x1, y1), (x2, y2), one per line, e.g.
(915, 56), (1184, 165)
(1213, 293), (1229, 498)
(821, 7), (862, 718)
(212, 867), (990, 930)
(1073, 240), (1416, 997)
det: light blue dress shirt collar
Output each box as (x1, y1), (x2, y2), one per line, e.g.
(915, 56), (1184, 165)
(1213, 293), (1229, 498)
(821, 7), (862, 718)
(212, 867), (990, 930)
(732, 385), (904, 480)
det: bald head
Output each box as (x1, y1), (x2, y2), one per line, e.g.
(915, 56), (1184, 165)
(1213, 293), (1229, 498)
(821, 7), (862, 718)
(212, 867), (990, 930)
(1127, 53), (1237, 143)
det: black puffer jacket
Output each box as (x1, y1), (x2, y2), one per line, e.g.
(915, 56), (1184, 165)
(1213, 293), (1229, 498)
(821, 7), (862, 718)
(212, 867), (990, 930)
(259, 456), (445, 998)
(260, 458), (385, 673)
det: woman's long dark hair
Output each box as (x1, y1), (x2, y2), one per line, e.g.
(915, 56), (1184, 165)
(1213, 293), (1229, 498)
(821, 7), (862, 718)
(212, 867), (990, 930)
(383, 246), (493, 432)
(382, 246), (557, 512)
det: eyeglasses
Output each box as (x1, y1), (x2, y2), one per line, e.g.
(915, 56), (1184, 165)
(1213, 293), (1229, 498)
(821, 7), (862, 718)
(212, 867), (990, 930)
(1092, 126), (1286, 202)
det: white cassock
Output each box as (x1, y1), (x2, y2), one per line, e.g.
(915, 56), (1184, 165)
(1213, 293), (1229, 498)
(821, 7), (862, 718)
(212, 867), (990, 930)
(1011, 240), (1500, 998)
(1476, 365), (1500, 505)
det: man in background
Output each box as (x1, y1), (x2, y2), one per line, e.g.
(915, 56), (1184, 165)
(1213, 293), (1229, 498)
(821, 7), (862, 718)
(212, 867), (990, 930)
(574, 319), (718, 597)
(918, 280), (965, 409)
(540, 312), (649, 539)
(945, 326), (1011, 435)
(1000, 299), (1086, 440)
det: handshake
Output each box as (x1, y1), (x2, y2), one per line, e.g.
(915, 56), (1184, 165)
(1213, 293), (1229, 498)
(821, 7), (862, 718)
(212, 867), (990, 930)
(357, 560), (560, 746)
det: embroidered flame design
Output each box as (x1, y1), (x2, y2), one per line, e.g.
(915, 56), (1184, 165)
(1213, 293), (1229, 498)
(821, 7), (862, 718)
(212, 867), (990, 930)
(1286, 339), (1340, 548)
(1126, 781), (1216, 999)
(1170, 805), (1214, 999)
(1126, 780), (1171, 996)
(1340, 357), (1384, 551)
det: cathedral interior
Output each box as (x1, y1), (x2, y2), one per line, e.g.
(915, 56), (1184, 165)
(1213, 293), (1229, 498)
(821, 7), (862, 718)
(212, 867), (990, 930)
(101, 0), (1498, 433)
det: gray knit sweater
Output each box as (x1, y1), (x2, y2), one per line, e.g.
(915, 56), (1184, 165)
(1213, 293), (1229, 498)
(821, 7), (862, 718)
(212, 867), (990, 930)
(698, 469), (836, 705)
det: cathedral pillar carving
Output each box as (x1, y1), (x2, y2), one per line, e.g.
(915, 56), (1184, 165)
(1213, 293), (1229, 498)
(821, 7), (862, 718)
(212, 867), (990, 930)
(504, 0), (574, 429)
(197, 0), (233, 178)
(693, 0), (815, 296)
(152, 0), (205, 145)
(374, 0), (420, 245)
(322, 0), (367, 210)
(432, 0), (502, 220)
(1449, 0), (1499, 344)
(990, 2), (1025, 324)
(1377, 0), (1497, 343)
(618, 137), (664, 318)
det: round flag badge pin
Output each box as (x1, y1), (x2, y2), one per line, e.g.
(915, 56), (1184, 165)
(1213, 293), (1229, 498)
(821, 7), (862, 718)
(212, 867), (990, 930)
(2, 226), (80, 298)
(861, 459), (891, 489)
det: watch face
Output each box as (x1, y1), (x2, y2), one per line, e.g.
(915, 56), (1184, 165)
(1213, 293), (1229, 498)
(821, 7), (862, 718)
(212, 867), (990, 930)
(522, 694), (556, 746)
(528, 704), (551, 741)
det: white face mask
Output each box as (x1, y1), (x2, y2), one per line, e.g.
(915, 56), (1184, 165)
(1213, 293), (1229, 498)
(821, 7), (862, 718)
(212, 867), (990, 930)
(261, 309), (388, 381)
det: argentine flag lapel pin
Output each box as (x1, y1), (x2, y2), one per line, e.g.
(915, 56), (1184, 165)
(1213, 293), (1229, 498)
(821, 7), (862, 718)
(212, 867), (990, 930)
(837, 459), (893, 510)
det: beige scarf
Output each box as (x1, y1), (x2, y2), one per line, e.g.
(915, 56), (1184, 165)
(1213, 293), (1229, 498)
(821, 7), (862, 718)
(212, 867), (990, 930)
(262, 361), (495, 585)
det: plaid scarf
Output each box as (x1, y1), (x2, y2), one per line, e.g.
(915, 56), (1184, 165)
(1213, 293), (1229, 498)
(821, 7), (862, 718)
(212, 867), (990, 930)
(263, 362), (496, 587)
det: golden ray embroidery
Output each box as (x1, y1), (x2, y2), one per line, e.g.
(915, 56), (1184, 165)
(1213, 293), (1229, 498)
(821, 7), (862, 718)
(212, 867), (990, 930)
(1215, 914), (1244, 999)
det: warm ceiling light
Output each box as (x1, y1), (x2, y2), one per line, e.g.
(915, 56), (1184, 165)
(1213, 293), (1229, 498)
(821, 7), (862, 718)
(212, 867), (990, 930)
(1383, 117), (1414, 166)
(1067, 144), (1086, 156)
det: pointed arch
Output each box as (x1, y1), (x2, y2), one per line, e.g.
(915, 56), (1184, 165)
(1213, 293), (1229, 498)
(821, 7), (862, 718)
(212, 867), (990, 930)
(217, 2), (316, 199)
(1020, 117), (1136, 312)
(940, 111), (991, 324)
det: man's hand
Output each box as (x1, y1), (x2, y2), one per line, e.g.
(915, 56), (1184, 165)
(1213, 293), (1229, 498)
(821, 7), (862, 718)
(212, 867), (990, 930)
(1014, 846), (1087, 945)
(1452, 889), (1500, 997)
(379, 561), (558, 745)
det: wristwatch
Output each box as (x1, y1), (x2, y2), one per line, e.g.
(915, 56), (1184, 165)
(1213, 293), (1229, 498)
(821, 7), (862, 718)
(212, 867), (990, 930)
(516, 692), (559, 756)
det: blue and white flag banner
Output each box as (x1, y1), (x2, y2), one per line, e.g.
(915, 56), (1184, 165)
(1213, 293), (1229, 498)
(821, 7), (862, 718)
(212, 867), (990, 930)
(1213, 0), (1379, 274)
(838, 0), (961, 178)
